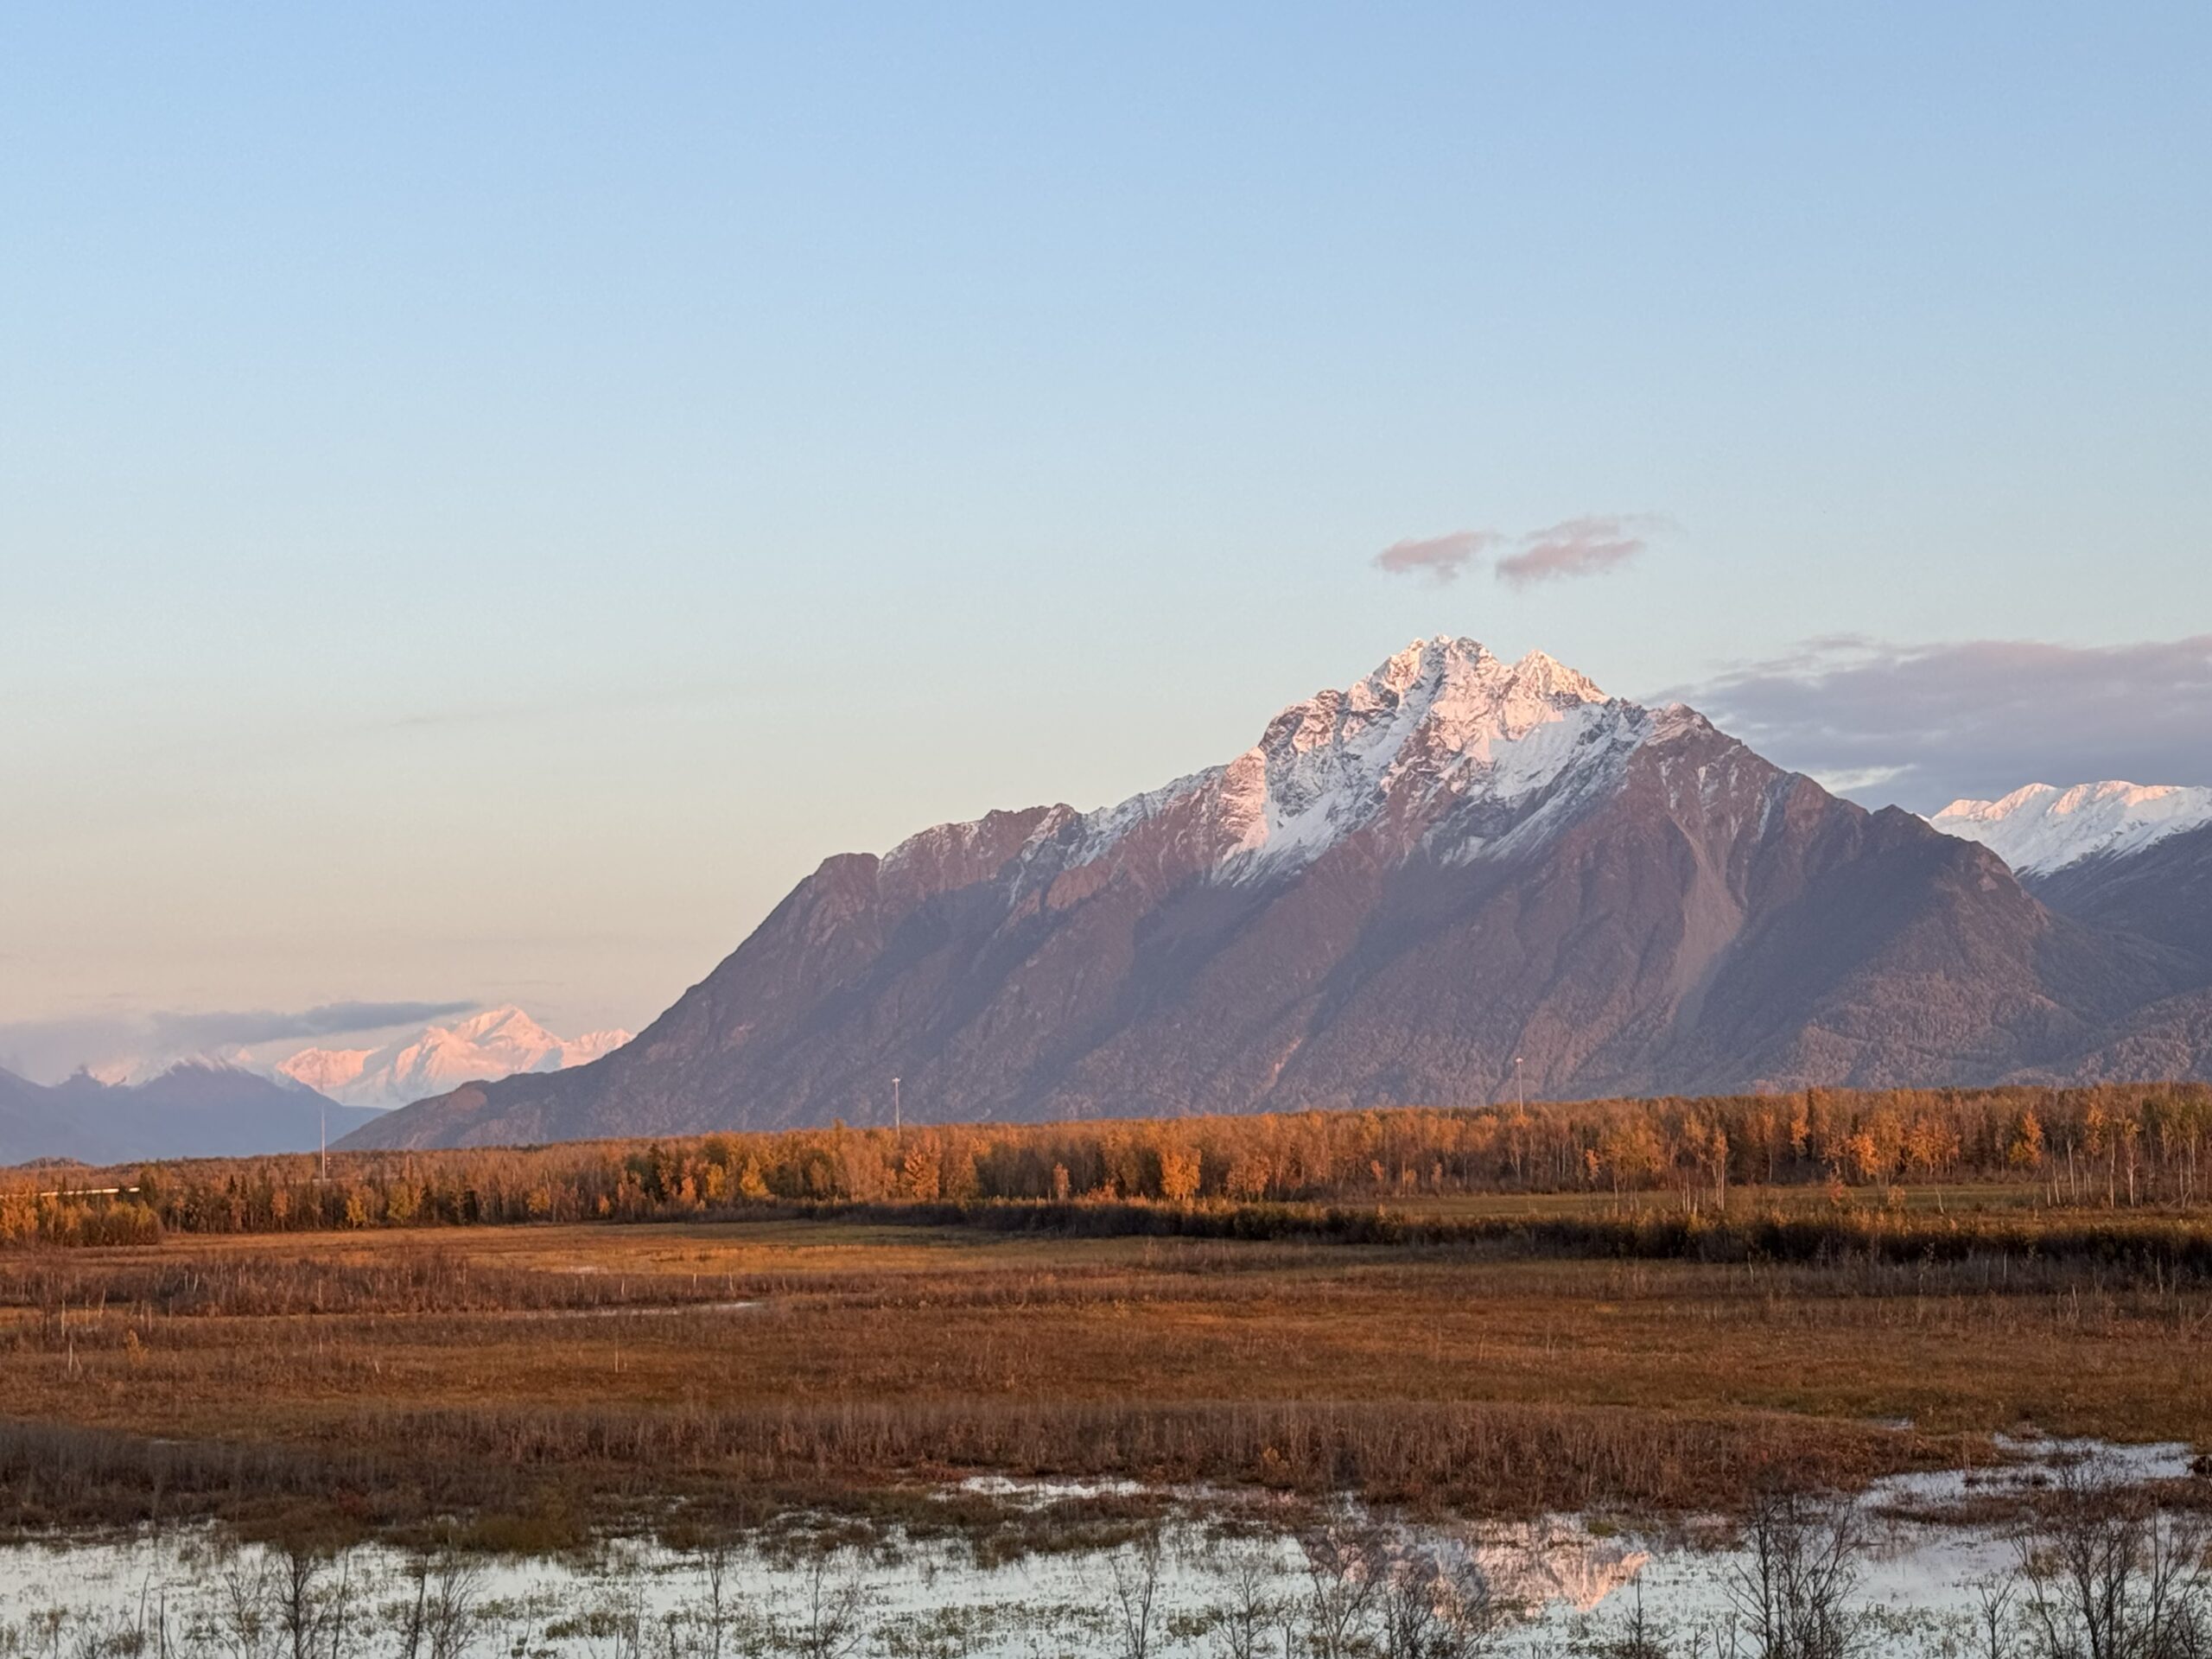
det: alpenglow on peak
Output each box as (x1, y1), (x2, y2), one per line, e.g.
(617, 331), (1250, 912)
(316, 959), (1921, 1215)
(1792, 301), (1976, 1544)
(1203, 635), (1643, 868)
(1929, 781), (2212, 876)
(881, 637), (1665, 891)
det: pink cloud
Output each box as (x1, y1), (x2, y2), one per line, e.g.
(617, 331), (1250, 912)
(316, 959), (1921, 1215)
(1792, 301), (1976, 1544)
(1371, 529), (1503, 582)
(1494, 514), (1670, 588)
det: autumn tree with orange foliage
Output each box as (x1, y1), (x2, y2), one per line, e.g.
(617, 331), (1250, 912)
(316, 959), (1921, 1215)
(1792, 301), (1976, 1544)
(7, 1082), (2212, 1244)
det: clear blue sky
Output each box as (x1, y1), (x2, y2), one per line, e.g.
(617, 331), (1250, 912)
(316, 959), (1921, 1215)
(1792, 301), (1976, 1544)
(3, 4), (2207, 1065)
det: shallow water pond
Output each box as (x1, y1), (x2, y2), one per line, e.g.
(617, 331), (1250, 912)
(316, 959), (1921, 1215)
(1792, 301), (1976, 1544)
(0, 1439), (2197, 1659)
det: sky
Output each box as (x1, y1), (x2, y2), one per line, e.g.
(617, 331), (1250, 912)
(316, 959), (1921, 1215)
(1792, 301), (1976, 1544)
(3, 4), (2209, 1077)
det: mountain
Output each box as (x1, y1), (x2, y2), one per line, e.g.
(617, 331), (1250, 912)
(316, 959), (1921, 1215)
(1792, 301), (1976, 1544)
(277, 1006), (631, 1108)
(346, 637), (2204, 1151)
(1929, 782), (2212, 1083)
(1931, 783), (2212, 963)
(0, 1067), (60, 1161)
(1930, 783), (2212, 880)
(0, 1062), (382, 1167)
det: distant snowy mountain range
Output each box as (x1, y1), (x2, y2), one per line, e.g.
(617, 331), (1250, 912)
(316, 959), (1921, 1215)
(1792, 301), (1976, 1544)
(0, 1007), (631, 1166)
(1929, 780), (2212, 983)
(1929, 783), (2212, 877)
(276, 1006), (631, 1109)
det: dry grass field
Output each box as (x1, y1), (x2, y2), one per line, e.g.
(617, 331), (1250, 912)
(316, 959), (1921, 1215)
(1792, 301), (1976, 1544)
(4, 1199), (2211, 1548)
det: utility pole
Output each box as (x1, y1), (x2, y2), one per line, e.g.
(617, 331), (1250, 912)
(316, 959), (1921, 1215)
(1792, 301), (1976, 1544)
(1514, 1056), (1525, 1113)
(320, 1106), (328, 1182)
(892, 1076), (902, 1144)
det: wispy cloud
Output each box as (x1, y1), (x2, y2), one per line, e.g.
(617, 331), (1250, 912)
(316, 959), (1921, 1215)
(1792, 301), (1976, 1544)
(1373, 515), (1668, 587)
(1496, 514), (1671, 588)
(0, 1000), (478, 1085)
(1371, 530), (1503, 582)
(1669, 635), (2212, 810)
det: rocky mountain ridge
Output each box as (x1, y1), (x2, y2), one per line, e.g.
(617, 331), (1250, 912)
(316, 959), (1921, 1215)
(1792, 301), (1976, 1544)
(346, 638), (2209, 1150)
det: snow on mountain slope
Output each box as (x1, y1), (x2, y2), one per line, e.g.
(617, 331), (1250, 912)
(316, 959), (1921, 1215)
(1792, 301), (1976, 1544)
(1931, 783), (2212, 876)
(279, 1007), (630, 1109)
(887, 636), (1663, 893)
(86, 1046), (262, 1087)
(1211, 638), (1644, 872)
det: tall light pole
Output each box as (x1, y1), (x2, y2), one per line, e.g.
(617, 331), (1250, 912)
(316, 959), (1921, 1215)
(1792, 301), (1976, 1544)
(1514, 1056), (1525, 1112)
(891, 1076), (902, 1142)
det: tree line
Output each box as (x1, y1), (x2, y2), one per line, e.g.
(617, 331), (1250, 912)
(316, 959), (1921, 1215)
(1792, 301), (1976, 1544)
(4, 1081), (2211, 1245)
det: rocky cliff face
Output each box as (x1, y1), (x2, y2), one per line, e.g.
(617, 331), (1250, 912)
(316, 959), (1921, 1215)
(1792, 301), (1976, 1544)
(345, 639), (2203, 1149)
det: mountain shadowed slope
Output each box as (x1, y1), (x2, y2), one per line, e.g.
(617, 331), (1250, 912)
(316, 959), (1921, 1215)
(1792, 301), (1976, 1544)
(1931, 783), (2212, 1082)
(2015, 823), (2212, 970)
(1932, 783), (2212, 964)
(0, 1062), (379, 1166)
(0, 1068), (60, 1161)
(346, 639), (2205, 1150)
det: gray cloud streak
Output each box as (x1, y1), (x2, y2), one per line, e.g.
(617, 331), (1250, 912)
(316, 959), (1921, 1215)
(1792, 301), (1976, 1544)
(1668, 635), (2212, 810)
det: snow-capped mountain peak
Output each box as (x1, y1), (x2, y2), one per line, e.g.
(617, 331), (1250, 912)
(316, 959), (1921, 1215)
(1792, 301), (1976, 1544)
(446, 1005), (559, 1051)
(880, 637), (1658, 894)
(84, 1047), (264, 1088)
(1215, 636), (1631, 868)
(277, 1006), (631, 1109)
(1929, 781), (2212, 876)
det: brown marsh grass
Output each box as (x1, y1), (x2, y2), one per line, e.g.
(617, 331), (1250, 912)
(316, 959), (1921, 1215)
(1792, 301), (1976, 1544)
(2, 1215), (2208, 1547)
